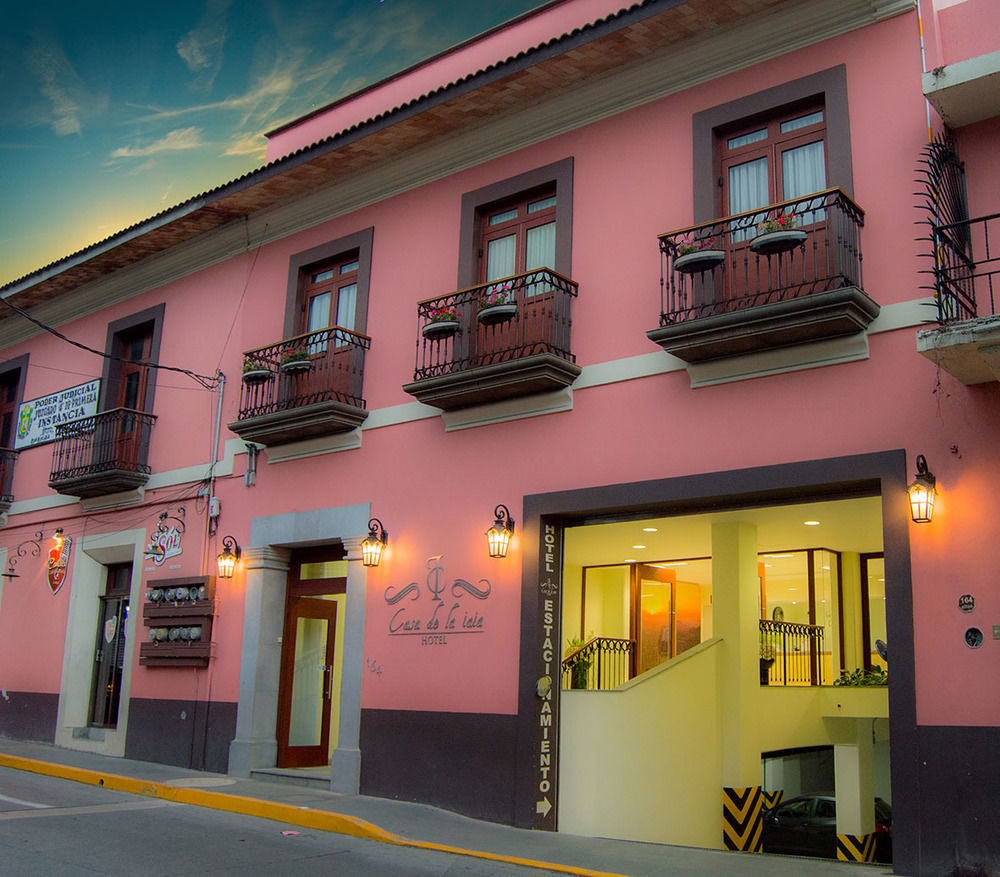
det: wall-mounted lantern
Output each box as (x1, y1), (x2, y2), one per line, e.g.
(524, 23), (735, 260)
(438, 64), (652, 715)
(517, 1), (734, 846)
(216, 535), (242, 579)
(487, 504), (515, 558)
(362, 518), (388, 568)
(908, 454), (937, 523)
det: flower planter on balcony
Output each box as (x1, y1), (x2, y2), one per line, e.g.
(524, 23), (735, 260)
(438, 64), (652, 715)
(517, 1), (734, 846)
(279, 359), (312, 375)
(242, 368), (273, 385)
(422, 319), (460, 339)
(674, 248), (725, 274)
(478, 303), (517, 325)
(750, 229), (807, 256)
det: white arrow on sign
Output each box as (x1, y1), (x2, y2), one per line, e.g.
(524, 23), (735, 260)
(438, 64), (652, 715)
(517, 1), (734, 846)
(536, 797), (552, 817)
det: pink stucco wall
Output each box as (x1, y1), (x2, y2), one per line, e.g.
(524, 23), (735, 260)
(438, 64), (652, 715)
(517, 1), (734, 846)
(3, 7), (1000, 729)
(923, 0), (1000, 70)
(265, 0), (629, 161)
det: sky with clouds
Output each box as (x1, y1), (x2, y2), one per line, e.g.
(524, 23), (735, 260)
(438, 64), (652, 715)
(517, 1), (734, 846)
(0, 0), (542, 286)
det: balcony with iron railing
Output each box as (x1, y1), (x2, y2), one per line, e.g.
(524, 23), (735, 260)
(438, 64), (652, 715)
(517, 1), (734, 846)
(402, 268), (581, 410)
(648, 189), (879, 364)
(228, 325), (371, 446)
(0, 448), (18, 511)
(916, 212), (1000, 384)
(49, 408), (156, 499)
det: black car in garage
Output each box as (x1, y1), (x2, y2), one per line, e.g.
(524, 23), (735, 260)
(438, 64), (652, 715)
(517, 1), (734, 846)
(761, 794), (892, 863)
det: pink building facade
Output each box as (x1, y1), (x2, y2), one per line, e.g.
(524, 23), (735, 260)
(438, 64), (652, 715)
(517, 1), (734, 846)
(0, 1), (997, 874)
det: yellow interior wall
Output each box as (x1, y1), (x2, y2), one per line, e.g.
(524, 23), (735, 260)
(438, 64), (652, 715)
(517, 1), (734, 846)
(558, 640), (723, 848)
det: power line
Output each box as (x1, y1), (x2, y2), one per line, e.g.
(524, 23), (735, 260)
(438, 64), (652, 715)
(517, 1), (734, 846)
(0, 296), (221, 390)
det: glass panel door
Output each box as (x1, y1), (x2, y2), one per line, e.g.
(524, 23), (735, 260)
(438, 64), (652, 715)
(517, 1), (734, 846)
(89, 564), (131, 728)
(287, 615), (329, 747)
(277, 597), (338, 767)
(637, 565), (674, 674)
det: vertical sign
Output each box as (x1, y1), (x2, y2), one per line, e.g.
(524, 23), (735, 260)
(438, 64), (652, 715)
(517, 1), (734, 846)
(532, 520), (562, 830)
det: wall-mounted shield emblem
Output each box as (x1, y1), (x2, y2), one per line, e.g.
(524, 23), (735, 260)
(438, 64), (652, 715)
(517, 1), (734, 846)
(47, 535), (72, 595)
(104, 616), (118, 643)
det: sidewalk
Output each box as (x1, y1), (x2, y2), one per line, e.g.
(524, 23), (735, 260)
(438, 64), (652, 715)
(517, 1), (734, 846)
(0, 738), (889, 877)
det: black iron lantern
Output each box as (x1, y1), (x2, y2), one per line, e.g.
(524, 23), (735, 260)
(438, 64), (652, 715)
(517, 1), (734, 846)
(487, 504), (515, 558)
(216, 535), (242, 579)
(907, 455), (937, 523)
(362, 518), (388, 567)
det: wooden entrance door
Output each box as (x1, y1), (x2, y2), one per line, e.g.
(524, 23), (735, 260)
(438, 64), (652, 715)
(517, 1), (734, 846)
(276, 597), (339, 767)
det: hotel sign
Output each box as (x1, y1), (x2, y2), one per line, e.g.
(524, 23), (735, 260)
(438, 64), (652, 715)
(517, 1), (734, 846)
(383, 555), (491, 645)
(15, 380), (100, 449)
(531, 521), (561, 830)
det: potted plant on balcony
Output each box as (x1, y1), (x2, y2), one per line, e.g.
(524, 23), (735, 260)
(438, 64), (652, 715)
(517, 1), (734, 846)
(673, 236), (725, 274)
(421, 305), (461, 339)
(279, 348), (312, 375)
(242, 357), (273, 385)
(477, 283), (517, 325)
(751, 211), (807, 256)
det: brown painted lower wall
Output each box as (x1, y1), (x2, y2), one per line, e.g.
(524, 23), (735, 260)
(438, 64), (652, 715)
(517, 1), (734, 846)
(360, 709), (518, 824)
(0, 691), (58, 742)
(124, 698), (236, 774)
(914, 725), (1000, 876)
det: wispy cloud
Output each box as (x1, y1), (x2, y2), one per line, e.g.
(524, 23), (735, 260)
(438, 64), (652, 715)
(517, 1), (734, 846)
(223, 132), (267, 158)
(177, 0), (230, 93)
(24, 34), (107, 136)
(110, 126), (206, 158)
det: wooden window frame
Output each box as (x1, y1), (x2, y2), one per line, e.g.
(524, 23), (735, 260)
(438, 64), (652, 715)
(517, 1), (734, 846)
(479, 189), (558, 283)
(717, 100), (828, 215)
(458, 157), (574, 289)
(302, 253), (361, 335)
(100, 304), (165, 414)
(284, 228), (374, 339)
(692, 66), (852, 224)
(0, 354), (28, 449)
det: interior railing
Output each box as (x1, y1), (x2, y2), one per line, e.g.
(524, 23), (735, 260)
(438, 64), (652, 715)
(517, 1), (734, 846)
(759, 618), (827, 687)
(561, 637), (635, 691)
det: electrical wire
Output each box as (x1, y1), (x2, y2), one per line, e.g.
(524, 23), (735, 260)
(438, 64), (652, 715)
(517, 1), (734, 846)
(0, 296), (220, 390)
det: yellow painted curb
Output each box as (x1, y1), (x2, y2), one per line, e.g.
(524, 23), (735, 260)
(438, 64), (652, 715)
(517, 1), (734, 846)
(0, 753), (624, 877)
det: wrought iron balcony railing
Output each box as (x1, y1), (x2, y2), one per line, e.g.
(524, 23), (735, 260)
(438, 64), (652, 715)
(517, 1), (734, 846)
(412, 268), (578, 381)
(236, 325), (370, 421)
(49, 408), (156, 497)
(759, 619), (827, 687)
(561, 637), (635, 691)
(928, 212), (999, 323)
(657, 188), (865, 324)
(0, 447), (18, 508)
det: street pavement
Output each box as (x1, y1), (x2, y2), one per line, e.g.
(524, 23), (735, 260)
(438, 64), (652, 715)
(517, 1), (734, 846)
(0, 738), (891, 877)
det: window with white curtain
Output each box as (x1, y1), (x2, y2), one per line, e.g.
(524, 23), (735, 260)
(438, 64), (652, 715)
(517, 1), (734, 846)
(304, 253), (360, 351)
(720, 106), (827, 236)
(481, 191), (557, 296)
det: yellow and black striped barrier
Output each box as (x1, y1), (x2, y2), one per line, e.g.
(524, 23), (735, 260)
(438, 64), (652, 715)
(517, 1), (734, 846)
(761, 789), (783, 811)
(722, 785), (763, 852)
(837, 832), (876, 862)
